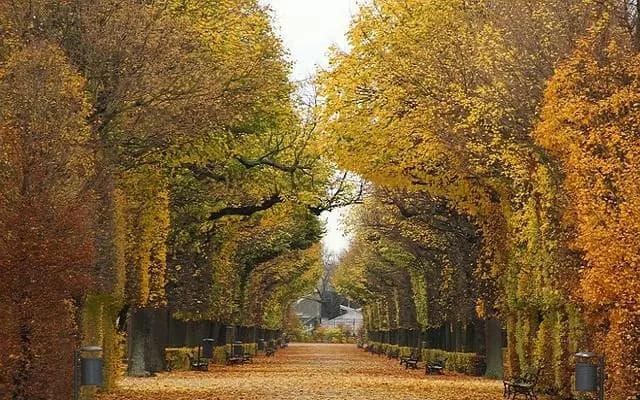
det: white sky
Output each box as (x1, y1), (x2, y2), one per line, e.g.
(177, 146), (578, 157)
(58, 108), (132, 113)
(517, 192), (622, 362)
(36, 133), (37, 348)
(262, 0), (361, 255)
(263, 0), (361, 80)
(320, 208), (352, 257)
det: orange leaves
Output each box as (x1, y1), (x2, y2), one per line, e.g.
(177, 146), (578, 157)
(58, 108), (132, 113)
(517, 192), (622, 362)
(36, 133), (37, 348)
(97, 344), (505, 400)
(534, 26), (640, 397)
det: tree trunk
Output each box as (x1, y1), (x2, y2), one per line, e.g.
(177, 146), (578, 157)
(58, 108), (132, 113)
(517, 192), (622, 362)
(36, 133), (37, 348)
(473, 318), (486, 354)
(454, 321), (464, 352)
(143, 309), (167, 373)
(127, 308), (167, 375)
(127, 308), (147, 376)
(484, 318), (504, 378)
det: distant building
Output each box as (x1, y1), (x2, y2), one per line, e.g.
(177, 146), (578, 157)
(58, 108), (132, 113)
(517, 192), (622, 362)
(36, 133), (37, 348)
(293, 296), (321, 332)
(321, 305), (363, 332)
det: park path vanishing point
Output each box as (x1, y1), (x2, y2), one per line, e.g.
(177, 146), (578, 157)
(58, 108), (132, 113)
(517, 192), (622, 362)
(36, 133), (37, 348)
(99, 343), (506, 400)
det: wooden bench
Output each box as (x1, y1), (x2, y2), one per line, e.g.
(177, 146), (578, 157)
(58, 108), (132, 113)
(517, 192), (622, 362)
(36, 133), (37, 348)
(405, 358), (419, 369)
(226, 346), (253, 365)
(426, 358), (447, 375)
(400, 349), (420, 369)
(188, 353), (209, 371)
(225, 351), (244, 365)
(503, 368), (540, 399)
(225, 354), (252, 365)
(266, 345), (276, 357)
(387, 348), (399, 359)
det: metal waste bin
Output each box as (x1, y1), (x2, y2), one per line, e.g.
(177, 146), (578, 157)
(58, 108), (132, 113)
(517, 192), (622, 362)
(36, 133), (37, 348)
(232, 341), (244, 358)
(80, 346), (103, 386)
(74, 346), (103, 400)
(257, 338), (265, 352)
(575, 351), (604, 400)
(202, 338), (215, 359)
(225, 326), (235, 345)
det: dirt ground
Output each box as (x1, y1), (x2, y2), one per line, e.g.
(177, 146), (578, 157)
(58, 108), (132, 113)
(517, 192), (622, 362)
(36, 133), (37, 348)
(98, 343), (506, 400)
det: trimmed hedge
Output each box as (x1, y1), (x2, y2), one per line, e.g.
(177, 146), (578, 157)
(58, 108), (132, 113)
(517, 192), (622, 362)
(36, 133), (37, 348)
(165, 347), (197, 371)
(308, 327), (357, 343)
(422, 349), (486, 376)
(365, 342), (486, 376)
(165, 343), (259, 370)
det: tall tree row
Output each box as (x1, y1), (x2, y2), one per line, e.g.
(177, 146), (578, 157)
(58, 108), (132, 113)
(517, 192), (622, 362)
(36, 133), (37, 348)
(0, 1), (343, 398)
(321, 0), (640, 398)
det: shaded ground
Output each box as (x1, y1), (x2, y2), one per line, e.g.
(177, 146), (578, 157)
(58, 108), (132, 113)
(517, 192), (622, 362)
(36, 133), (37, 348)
(98, 343), (505, 400)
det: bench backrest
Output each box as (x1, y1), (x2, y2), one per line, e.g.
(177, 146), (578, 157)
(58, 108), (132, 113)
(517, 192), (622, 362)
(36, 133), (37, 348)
(232, 343), (244, 357)
(523, 367), (541, 384)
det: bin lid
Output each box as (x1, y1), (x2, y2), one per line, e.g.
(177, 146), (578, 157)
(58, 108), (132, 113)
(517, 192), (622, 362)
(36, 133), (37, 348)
(575, 351), (597, 358)
(80, 346), (103, 352)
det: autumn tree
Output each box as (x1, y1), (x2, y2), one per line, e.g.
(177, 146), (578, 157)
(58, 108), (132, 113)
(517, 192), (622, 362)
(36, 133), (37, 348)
(321, 0), (596, 390)
(0, 0), (342, 387)
(333, 190), (487, 362)
(535, 5), (640, 395)
(0, 43), (94, 400)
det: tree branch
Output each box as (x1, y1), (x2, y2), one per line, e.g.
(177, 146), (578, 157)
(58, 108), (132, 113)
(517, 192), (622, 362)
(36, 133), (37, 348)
(180, 163), (228, 183)
(235, 155), (310, 173)
(208, 194), (284, 221)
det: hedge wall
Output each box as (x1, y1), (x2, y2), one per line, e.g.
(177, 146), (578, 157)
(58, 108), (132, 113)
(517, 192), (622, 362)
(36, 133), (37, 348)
(365, 342), (486, 376)
(165, 343), (258, 370)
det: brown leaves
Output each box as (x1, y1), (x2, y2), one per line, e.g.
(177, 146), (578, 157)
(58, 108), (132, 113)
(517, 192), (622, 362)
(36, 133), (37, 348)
(0, 43), (94, 400)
